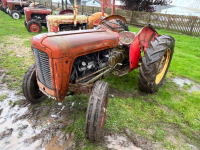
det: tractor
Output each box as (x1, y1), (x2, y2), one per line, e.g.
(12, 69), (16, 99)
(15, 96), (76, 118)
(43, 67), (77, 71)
(1, 0), (8, 13)
(22, 22), (175, 143)
(24, 3), (52, 33)
(22, 0), (175, 142)
(24, 0), (84, 33)
(6, 0), (31, 19)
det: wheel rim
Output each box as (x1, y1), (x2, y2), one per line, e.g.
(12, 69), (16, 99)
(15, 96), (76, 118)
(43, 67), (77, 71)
(12, 13), (19, 19)
(100, 96), (107, 129)
(30, 23), (40, 32)
(155, 48), (171, 84)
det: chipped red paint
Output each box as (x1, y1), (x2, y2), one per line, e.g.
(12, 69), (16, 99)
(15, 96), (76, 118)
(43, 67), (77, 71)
(129, 26), (158, 71)
(24, 7), (52, 23)
(31, 29), (119, 101)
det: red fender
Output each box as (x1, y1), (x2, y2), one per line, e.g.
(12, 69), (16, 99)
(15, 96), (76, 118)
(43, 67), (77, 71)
(129, 25), (158, 71)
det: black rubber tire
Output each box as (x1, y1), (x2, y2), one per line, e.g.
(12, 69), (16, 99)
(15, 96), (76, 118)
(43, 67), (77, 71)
(26, 20), (42, 33)
(116, 19), (129, 31)
(5, 6), (8, 13)
(11, 10), (21, 19)
(22, 64), (47, 104)
(24, 20), (27, 27)
(138, 34), (175, 93)
(85, 81), (109, 142)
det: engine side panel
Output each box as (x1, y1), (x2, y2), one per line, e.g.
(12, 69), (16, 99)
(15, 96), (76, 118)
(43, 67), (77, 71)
(31, 29), (119, 101)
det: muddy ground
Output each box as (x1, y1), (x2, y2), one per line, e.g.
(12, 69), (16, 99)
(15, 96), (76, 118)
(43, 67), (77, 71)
(0, 69), (153, 150)
(0, 68), (199, 150)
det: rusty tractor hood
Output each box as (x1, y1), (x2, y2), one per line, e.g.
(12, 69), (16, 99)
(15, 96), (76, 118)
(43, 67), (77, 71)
(24, 7), (51, 14)
(46, 15), (88, 32)
(31, 29), (119, 59)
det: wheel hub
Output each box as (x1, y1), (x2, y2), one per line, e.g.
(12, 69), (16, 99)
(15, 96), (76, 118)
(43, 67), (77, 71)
(30, 23), (39, 32)
(12, 13), (19, 19)
(155, 48), (171, 84)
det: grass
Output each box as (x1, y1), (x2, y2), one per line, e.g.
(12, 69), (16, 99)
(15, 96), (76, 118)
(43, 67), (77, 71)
(0, 11), (200, 149)
(0, 94), (8, 102)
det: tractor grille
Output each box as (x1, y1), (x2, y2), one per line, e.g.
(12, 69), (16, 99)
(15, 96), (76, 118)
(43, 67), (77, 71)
(32, 48), (53, 89)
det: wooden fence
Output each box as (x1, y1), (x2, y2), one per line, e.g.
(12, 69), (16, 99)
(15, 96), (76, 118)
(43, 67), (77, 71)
(35, 0), (200, 36)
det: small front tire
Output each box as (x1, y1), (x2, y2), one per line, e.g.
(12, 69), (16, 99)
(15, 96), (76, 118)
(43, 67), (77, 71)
(27, 20), (42, 33)
(11, 10), (21, 19)
(22, 64), (46, 104)
(85, 81), (109, 142)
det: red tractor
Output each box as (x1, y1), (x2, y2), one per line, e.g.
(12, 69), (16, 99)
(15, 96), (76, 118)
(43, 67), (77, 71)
(22, 22), (175, 141)
(1, 0), (9, 13)
(6, 0), (31, 19)
(24, 4), (52, 33)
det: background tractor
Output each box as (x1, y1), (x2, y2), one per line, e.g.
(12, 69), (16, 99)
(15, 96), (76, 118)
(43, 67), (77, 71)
(1, 0), (9, 13)
(24, 3), (52, 33)
(22, 20), (175, 141)
(46, 0), (128, 33)
(46, 0), (87, 32)
(7, 0), (31, 19)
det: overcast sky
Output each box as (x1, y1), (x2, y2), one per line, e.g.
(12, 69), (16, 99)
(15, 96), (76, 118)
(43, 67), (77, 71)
(171, 0), (200, 9)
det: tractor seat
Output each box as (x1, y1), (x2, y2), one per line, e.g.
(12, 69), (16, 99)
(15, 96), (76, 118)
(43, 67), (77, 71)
(119, 31), (136, 46)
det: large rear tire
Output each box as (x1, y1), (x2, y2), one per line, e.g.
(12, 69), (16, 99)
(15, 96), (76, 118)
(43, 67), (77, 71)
(138, 34), (175, 93)
(85, 81), (109, 142)
(22, 64), (46, 104)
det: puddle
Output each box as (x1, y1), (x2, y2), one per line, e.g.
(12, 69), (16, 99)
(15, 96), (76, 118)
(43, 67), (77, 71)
(0, 69), (75, 150)
(172, 77), (200, 92)
(105, 135), (142, 150)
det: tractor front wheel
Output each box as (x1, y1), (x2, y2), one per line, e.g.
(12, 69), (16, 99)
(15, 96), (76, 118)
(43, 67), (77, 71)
(24, 20), (27, 27)
(11, 10), (21, 19)
(27, 20), (42, 33)
(85, 81), (109, 142)
(22, 64), (47, 104)
(138, 34), (175, 93)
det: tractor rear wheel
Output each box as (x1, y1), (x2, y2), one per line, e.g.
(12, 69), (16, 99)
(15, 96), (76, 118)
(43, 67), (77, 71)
(11, 10), (21, 19)
(138, 34), (175, 93)
(22, 64), (46, 104)
(27, 20), (42, 33)
(85, 81), (109, 142)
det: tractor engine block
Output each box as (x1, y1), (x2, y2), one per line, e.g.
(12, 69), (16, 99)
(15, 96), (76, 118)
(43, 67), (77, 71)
(70, 47), (129, 83)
